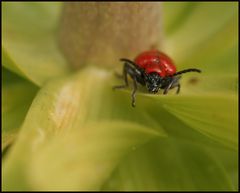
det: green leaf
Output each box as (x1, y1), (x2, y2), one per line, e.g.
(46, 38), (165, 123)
(2, 2), (70, 86)
(2, 67), (165, 191)
(163, 2), (238, 73)
(3, 67), (237, 190)
(161, 95), (238, 150)
(131, 90), (237, 151)
(163, 2), (197, 35)
(28, 122), (160, 190)
(2, 2), (238, 191)
(102, 139), (237, 191)
(2, 68), (38, 151)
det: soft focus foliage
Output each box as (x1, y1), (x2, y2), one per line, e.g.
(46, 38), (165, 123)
(2, 2), (238, 191)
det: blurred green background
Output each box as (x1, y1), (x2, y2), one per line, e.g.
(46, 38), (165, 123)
(2, 2), (238, 191)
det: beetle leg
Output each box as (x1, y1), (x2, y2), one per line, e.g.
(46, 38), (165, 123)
(163, 76), (181, 94)
(113, 62), (142, 107)
(163, 80), (174, 94)
(171, 76), (181, 94)
(131, 77), (137, 107)
(113, 63), (129, 89)
(176, 84), (181, 94)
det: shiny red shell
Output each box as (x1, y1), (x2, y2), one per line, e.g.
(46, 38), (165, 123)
(134, 50), (177, 77)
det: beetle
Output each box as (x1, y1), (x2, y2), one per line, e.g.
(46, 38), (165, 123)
(113, 49), (201, 107)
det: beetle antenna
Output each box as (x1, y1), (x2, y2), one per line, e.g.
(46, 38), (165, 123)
(173, 68), (201, 76)
(120, 58), (138, 68)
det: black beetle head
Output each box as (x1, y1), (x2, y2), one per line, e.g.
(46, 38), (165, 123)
(145, 73), (162, 93)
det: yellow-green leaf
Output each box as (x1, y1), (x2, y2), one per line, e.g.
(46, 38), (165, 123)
(2, 2), (70, 86)
(2, 68), (38, 151)
(2, 67), (165, 191)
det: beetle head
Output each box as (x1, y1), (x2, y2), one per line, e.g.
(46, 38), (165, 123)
(145, 72), (162, 93)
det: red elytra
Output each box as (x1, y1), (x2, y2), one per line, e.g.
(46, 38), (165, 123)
(134, 50), (177, 77)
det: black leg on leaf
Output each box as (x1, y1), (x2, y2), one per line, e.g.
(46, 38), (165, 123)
(176, 84), (181, 94)
(163, 80), (174, 95)
(113, 60), (146, 107)
(113, 63), (129, 90)
(131, 77), (137, 107)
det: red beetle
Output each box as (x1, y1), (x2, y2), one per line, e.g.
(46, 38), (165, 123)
(113, 50), (201, 107)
